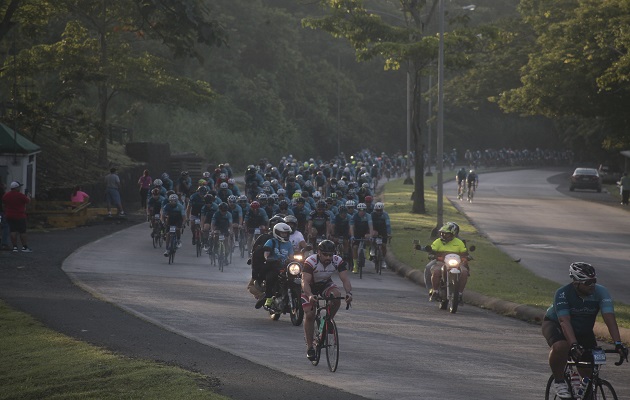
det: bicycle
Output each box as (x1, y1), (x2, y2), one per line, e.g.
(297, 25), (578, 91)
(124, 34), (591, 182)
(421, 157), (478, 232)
(192, 218), (202, 257)
(237, 226), (246, 259)
(457, 181), (465, 200)
(310, 295), (350, 372)
(372, 236), (384, 275)
(353, 238), (368, 279)
(166, 225), (178, 264)
(544, 348), (626, 400)
(210, 231), (228, 272)
(467, 183), (476, 202)
(150, 214), (163, 248)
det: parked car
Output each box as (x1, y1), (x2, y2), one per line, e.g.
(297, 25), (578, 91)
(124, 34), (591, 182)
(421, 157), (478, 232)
(598, 164), (623, 184)
(569, 168), (602, 192)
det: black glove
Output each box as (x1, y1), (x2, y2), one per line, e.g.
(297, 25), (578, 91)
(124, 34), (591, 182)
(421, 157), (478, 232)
(570, 343), (584, 361)
(247, 258), (252, 265)
(615, 342), (628, 360)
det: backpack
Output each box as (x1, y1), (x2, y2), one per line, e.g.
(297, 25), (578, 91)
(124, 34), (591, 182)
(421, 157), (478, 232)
(250, 233), (274, 271)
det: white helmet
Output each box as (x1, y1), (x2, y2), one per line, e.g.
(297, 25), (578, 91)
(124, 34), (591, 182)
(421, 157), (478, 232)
(345, 200), (356, 208)
(374, 202), (384, 210)
(313, 191), (322, 198)
(273, 222), (291, 243)
(168, 194), (178, 202)
(220, 182), (228, 189)
(153, 179), (163, 186)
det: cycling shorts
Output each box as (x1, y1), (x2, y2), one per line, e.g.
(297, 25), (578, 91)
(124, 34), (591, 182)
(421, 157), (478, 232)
(542, 317), (597, 349)
(301, 279), (337, 311)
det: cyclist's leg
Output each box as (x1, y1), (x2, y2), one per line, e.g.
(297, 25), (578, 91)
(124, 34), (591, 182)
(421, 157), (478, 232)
(542, 319), (571, 381)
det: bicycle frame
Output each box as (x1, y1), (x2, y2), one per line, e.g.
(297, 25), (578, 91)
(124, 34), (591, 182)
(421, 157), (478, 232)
(311, 295), (348, 372)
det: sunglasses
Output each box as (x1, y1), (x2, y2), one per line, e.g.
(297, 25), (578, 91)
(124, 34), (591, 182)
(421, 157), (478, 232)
(580, 279), (597, 287)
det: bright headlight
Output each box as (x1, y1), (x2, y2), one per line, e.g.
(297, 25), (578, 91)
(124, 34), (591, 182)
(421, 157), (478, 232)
(293, 254), (303, 261)
(288, 263), (302, 276)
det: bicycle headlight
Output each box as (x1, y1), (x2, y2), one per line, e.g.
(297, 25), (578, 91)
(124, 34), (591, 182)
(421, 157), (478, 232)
(288, 262), (302, 276)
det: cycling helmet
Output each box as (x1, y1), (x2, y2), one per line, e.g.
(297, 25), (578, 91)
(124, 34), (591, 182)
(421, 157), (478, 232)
(166, 190), (176, 197)
(569, 262), (596, 282)
(313, 191), (321, 198)
(273, 222), (291, 242)
(325, 197), (334, 205)
(198, 186), (209, 196)
(316, 200), (326, 209)
(345, 200), (356, 208)
(238, 195), (248, 203)
(161, 173), (169, 179)
(168, 194), (178, 202)
(153, 179), (163, 186)
(296, 197), (306, 204)
(269, 214), (285, 228)
(262, 181), (271, 187)
(362, 183), (369, 188)
(250, 201), (260, 210)
(219, 182), (228, 189)
(203, 171), (211, 178)
(181, 171), (189, 176)
(357, 203), (367, 211)
(277, 188), (286, 195)
(228, 178), (235, 185)
(284, 215), (298, 225)
(151, 188), (160, 196)
(219, 202), (229, 212)
(257, 193), (268, 201)
(445, 221), (460, 236)
(292, 192), (301, 199)
(227, 195), (237, 203)
(304, 180), (313, 187)
(365, 195), (373, 203)
(374, 202), (384, 211)
(219, 173), (226, 180)
(198, 179), (207, 186)
(318, 239), (336, 254)
(278, 199), (289, 209)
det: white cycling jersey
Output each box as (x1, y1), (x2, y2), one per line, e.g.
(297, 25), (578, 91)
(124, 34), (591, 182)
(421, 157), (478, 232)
(303, 254), (349, 284)
(289, 231), (305, 252)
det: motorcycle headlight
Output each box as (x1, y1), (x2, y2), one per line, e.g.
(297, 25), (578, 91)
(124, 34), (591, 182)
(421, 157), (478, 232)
(444, 253), (461, 267)
(293, 254), (303, 261)
(288, 262), (302, 276)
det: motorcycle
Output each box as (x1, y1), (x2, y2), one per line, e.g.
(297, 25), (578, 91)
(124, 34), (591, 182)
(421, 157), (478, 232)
(263, 252), (305, 325)
(415, 242), (474, 314)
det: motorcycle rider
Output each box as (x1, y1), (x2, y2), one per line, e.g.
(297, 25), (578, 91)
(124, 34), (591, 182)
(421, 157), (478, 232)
(543, 262), (628, 399)
(260, 222), (294, 309)
(250, 215), (284, 305)
(428, 223), (469, 302)
(301, 240), (353, 361)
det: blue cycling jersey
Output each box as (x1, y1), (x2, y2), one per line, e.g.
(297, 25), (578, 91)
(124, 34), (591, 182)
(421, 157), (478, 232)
(545, 283), (615, 336)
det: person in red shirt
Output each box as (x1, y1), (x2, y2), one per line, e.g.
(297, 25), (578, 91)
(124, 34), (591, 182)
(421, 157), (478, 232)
(1, 181), (32, 252)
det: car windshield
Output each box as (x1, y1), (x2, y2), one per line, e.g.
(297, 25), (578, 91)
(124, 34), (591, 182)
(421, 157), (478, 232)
(574, 168), (597, 176)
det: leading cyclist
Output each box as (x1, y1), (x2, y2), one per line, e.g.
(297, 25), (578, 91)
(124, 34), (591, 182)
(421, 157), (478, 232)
(542, 262), (628, 399)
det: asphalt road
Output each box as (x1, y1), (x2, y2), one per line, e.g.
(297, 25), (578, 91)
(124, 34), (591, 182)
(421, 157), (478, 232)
(445, 168), (630, 305)
(2, 168), (629, 399)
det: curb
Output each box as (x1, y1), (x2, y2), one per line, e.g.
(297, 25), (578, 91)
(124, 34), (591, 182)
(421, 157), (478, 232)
(384, 249), (630, 344)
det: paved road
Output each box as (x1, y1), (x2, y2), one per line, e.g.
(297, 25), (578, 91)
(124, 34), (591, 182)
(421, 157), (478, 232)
(58, 169), (630, 399)
(445, 168), (630, 304)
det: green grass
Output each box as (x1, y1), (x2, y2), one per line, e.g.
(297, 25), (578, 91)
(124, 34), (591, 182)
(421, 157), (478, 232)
(384, 174), (630, 329)
(0, 301), (229, 400)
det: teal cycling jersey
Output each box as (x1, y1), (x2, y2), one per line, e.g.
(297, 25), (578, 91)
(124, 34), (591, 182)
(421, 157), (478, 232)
(545, 283), (615, 336)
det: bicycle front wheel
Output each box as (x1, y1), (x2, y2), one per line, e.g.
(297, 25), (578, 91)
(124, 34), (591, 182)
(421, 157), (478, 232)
(589, 379), (618, 400)
(311, 317), (321, 366)
(325, 319), (339, 372)
(358, 248), (365, 279)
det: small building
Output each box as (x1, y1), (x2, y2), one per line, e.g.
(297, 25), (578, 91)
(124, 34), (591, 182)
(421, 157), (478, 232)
(0, 122), (41, 196)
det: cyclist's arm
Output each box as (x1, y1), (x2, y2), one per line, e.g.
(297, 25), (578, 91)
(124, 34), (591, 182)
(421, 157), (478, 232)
(338, 268), (353, 300)
(602, 313), (623, 343)
(558, 315), (579, 345)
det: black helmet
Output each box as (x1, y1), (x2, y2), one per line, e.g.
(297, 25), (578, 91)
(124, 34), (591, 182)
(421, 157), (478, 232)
(204, 194), (215, 204)
(269, 214), (285, 228)
(219, 202), (229, 211)
(318, 239), (335, 254)
(569, 262), (596, 281)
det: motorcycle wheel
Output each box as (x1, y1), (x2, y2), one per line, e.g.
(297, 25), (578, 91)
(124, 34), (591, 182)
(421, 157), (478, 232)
(448, 274), (461, 314)
(290, 295), (304, 326)
(439, 285), (448, 310)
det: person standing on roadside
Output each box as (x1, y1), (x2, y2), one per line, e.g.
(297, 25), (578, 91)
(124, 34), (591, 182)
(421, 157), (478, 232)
(1, 181), (32, 252)
(137, 169), (152, 209)
(105, 168), (125, 216)
(618, 172), (629, 206)
(0, 182), (11, 250)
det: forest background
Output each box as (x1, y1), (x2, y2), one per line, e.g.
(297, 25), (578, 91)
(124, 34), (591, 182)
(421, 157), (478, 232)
(1, 0), (629, 193)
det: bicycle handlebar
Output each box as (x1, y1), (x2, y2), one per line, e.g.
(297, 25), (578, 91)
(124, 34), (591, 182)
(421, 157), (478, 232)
(572, 349), (626, 367)
(313, 295), (351, 310)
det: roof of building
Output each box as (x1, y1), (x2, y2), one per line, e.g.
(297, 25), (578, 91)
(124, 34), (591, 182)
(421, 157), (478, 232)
(0, 122), (41, 155)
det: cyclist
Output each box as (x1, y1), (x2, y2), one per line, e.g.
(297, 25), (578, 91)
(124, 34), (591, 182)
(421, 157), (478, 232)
(285, 215), (308, 253)
(187, 186), (208, 245)
(244, 201), (269, 250)
(370, 202), (391, 270)
(349, 202), (374, 273)
(177, 171), (192, 202)
(332, 204), (352, 260)
(210, 202), (233, 264)
(161, 194), (185, 257)
(277, 199), (293, 216)
(301, 240), (353, 361)
(200, 193), (218, 252)
(216, 182), (233, 203)
(363, 195), (374, 214)
(543, 262), (628, 399)
(427, 223), (469, 302)
(456, 167), (467, 198)
(227, 178), (240, 196)
(466, 169), (478, 198)
(260, 222), (294, 308)
(291, 197), (310, 234)
(160, 173), (173, 191)
(307, 200), (331, 247)
(227, 195), (244, 246)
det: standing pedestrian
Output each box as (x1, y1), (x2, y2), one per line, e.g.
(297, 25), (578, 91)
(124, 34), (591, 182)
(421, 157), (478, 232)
(618, 172), (630, 205)
(137, 169), (152, 209)
(1, 181), (32, 252)
(0, 182), (11, 250)
(105, 167), (125, 216)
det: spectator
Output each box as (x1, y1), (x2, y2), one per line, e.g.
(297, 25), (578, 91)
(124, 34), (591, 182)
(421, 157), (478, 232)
(71, 185), (90, 204)
(105, 167), (125, 216)
(137, 169), (152, 209)
(1, 181), (32, 252)
(0, 182), (10, 250)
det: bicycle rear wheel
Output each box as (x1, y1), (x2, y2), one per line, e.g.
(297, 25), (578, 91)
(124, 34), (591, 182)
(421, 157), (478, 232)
(325, 319), (339, 372)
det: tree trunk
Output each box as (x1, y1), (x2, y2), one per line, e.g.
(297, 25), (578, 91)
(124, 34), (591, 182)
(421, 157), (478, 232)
(411, 65), (426, 214)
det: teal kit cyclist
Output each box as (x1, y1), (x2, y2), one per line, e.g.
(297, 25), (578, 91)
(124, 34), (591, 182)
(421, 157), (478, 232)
(543, 262), (628, 399)
(349, 202), (373, 273)
(161, 194), (185, 256)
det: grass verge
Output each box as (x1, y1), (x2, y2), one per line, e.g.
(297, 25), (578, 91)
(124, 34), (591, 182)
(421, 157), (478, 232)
(0, 300), (228, 400)
(383, 174), (630, 330)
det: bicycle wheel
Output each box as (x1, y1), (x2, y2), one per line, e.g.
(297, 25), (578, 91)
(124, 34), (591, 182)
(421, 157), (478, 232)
(168, 237), (176, 265)
(589, 379), (618, 400)
(218, 243), (225, 272)
(153, 234), (159, 248)
(311, 316), (321, 366)
(358, 246), (365, 279)
(374, 247), (382, 275)
(325, 319), (339, 372)
(544, 375), (555, 400)
(196, 231), (202, 257)
(240, 231), (245, 258)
